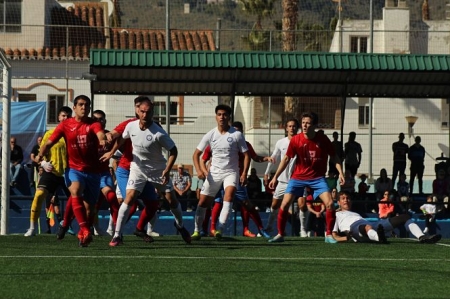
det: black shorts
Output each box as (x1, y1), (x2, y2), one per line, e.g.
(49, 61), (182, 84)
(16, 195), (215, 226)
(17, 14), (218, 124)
(37, 171), (69, 196)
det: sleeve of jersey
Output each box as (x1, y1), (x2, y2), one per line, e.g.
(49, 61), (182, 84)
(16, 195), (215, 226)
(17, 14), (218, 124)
(202, 145), (212, 161)
(237, 133), (248, 153)
(114, 119), (131, 135)
(48, 123), (64, 143)
(158, 133), (176, 151)
(122, 123), (131, 139)
(196, 131), (211, 152)
(285, 138), (296, 159)
(91, 121), (103, 134)
(40, 130), (52, 146)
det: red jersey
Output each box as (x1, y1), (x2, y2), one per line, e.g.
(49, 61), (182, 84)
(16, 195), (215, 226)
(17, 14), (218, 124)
(286, 131), (335, 180)
(306, 194), (324, 213)
(49, 117), (103, 173)
(202, 141), (257, 175)
(113, 118), (136, 170)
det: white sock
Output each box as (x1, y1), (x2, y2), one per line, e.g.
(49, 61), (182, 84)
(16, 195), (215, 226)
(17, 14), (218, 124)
(367, 229), (379, 242)
(170, 203), (183, 227)
(299, 210), (306, 233)
(267, 208), (278, 229)
(195, 206), (207, 232)
(406, 219), (424, 239)
(29, 220), (36, 230)
(114, 203), (130, 238)
(107, 216), (114, 232)
(147, 214), (158, 233)
(218, 201), (232, 230)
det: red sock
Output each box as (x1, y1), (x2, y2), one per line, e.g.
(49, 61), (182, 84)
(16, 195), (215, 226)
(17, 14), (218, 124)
(71, 196), (88, 229)
(210, 202), (222, 232)
(248, 206), (264, 230)
(241, 206), (249, 232)
(202, 207), (211, 232)
(277, 208), (290, 236)
(136, 201), (159, 231)
(62, 196), (74, 227)
(325, 209), (336, 236)
(105, 190), (120, 225)
(126, 201), (139, 223)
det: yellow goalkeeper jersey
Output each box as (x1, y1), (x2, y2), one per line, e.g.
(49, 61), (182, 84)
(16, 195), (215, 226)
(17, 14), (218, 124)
(41, 129), (68, 177)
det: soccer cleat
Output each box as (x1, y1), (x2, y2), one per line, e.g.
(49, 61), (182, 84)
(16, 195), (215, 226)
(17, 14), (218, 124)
(191, 231), (201, 241)
(56, 225), (69, 240)
(109, 236), (123, 247)
(300, 230), (308, 238)
(148, 231), (161, 237)
(78, 230), (93, 247)
(268, 234), (285, 243)
(133, 229), (155, 243)
(174, 222), (191, 244)
(24, 229), (36, 237)
(209, 229), (216, 237)
(376, 224), (389, 244)
(214, 230), (222, 240)
(419, 234), (442, 244)
(259, 229), (271, 239)
(325, 235), (338, 244)
(199, 230), (208, 237)
(243, 229), (256, 238)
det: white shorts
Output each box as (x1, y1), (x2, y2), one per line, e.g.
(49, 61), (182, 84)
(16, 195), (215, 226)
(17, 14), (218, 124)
(115, 184), (123, 199)
(201, 170), (239, 197)
(273, 181), (288, 200)
(126, 165), (173, 193)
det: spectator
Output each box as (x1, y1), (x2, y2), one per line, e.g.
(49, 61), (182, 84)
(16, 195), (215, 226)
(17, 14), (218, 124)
(344, 132), (362, 178)
(408, 136), (425, 194)
(340, 169), (355, 194)
(432, 169), (448, 213)
(396, 173), (411, 212)
(392, 132), (409, 186)
(358, 174), (370, 198)
(9, 137), (24, 187)
(378, 190), (395, 219)
(247, 168), (262, 203)
(29, 136), (43, 187)
(375, 168), (393, 200)
(305, 187), (325, 237)
(420, 195), (437, 234)
(173, 163), (192, 211)
(328, 131), (344, 187)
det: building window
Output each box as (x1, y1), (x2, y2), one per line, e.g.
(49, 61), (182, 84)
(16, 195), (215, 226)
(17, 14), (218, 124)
(47, 95), (65, 124)
(350, 36), (368, 53)
(358, 98), (370, 127)
(18, 93), (36, 102)
(441, 99), (449, 128)
(153, 101), (178, 124)
(0, 0), (22, 33)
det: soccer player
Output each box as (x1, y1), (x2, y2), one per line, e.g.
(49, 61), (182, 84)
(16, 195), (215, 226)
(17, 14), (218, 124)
(202, 121), (272, 238)
(24, 106), (73, 237)
(37, 95), (106, 247)
(109, 97), (190, 246)
(191, 105), (249, 240)
(268, 112), (344, 243)
(332, 191), (441, 244)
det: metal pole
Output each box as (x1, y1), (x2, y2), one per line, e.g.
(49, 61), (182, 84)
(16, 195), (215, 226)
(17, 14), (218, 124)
(215, 18), (221, 51)
(338, 0), (342, 53)
(368, 0), (374, 181)
(65, 26), (69, 106)
(165, 0), (170, 134)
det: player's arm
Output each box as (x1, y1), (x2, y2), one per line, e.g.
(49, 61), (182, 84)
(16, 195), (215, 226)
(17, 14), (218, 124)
(105, 129), (121, 142)
(161, 145), (178, 185)
(193, 149), (208, 180)
(268, 154), (291, 189)
(332, 231), (350, 242)
(240, 151), (250, 186)
(100, 136), (124, 162)
(36, 140), (55, 163)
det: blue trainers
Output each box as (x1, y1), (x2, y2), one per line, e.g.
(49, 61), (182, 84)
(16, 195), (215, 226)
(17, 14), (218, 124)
(199, 230), (208, 237)
(268, 234), (284, 243)
(259, 229), (271, 239)
(325, 235), (338, 244)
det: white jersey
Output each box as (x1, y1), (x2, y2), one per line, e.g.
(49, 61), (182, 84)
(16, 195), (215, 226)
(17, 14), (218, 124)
(123, 120), (175, 172)
(420, 203), (436, 214)
(265, 137), (296, 183)
(197, 126), (248, 173)
(333, 210), (368, 233)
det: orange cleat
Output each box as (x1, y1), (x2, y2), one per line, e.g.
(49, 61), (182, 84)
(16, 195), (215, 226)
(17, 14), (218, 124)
(243, 230), (256, 238)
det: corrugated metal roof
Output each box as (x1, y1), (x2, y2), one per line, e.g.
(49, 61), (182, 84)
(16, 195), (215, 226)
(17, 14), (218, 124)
(89, 50), (450, 98)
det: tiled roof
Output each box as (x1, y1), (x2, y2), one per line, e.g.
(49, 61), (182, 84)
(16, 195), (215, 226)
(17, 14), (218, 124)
(4, 2), (215, 61)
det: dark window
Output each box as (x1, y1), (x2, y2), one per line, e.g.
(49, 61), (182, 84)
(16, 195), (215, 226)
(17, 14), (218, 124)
(47, 95), (65, 124)
(18, 94), (36, 102)
(358, 105), (370, 126)
(0, 0), (22, 33)
(350, 36), (368, 53)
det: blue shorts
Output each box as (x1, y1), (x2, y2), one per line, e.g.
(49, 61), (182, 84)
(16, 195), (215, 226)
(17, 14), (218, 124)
(213, 184), (248, 203)
(100, 171), (114, 189)
(116, 166), (157, 201)
(67, 169), (101, 205)
(285, 177), (330, 199)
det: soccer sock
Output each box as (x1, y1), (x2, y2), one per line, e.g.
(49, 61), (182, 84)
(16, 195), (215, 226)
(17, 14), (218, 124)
(299, 210), (306, 234)
(105, 190), (120, 225)
(277, 208), (290, 236)
(202, 207), (211, 232)
(30, 189), (46, 228)
(218, 201), (232, 230)
(241, 206), (250, 232)
(137, 201), (159, 231)
(71, 196), (88, 229)
(325, 209), (336, 236)
(126, 201), (138, 223)
(248, 206), (264, 230)
(194, 206), (207, 232)
(170, 202), (184, 227)
(107, 216), (114, 232)
(148, 213), (158, 233)
(210, 202), (222, 231)
(114, 203), (130, 238)
(405, 219), (424, 239)
(267, 208), (279, 230)
(367, 229), (379, 242)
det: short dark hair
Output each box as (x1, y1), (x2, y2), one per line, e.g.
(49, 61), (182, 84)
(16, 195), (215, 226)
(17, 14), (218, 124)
(58, 106), (72, 117)
(232, 121), (243, 131)
(134, 96), (152, 105)
(301, 111), (318, 125)
(215, 104), (232, 115)
(74, 95), (91, 106)
(285, 118), (299, 129)
(93, 110), (106, 119)
(338, 190), (351, 199)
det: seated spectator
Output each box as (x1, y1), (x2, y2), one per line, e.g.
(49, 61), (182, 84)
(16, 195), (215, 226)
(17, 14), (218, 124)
(375, 168), (392, 200)
(247, 168), (263, 207)
(340, 169), (355, 193)
(358, 174), (370, 198)
(420, 195), (437, 234)
(396, 173), (411, 212)
(305, 187), (325, 237)
(433, 169), (448, 213)
(378, 190), (395, 219)
(9, 137), (24, 187)
(173, 164), (192, 211)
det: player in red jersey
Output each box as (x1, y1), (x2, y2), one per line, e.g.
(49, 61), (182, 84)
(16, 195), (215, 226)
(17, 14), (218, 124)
(268, 111), (345, 243)
(37, 95), (106, 247)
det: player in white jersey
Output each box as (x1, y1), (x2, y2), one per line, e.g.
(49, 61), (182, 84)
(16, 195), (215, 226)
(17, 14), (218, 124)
(263, 119), (305, 235)
(191, 104), (249, 240)
(109, 98), (190, 246)
(332, 191), (441, 244)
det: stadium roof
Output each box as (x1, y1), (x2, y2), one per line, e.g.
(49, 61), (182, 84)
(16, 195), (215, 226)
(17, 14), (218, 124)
(89, 50), (450, 98)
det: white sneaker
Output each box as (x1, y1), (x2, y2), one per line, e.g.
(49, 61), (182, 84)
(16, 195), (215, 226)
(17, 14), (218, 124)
(423, 227), (429, 234)
(24, 229), (36, 237)
(300, 230), (308, 238)
(106, 229), (114, 236)
(307, 231), (313, 237)
(148, 231), (161, 237)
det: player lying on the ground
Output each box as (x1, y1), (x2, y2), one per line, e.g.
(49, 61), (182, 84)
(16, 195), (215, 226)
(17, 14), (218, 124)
(332, 191), (441, 244)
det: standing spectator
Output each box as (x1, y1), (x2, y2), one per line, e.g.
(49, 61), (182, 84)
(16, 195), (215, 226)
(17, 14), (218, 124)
(392, 132), (409, 186)
(247, 168), (262, 203)
(173, 163), (192, 211)
(329, 131), (344, 187)
(340, 169), (356, 194)
(268, 111), (345, 243)
(408, 136), (425, 194)
(29, 136), (43, 187)
(375, 168), (393, 200)
(432, 169), (448, 212)
(344, 132), (362, 178)
(9, 136), (24, 187)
